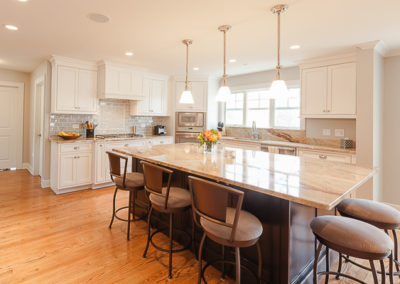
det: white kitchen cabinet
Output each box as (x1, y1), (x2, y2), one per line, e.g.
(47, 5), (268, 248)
(130, 74), (169, 116)
(301, 62), (356, 118)
(148, 136), (174, 145)
(50, 141), (93, 193)
(97, 61), (144, 100)
(94, 142), (108, 184)
(297, 149), (355, 164)
(175, 81), (207, 112)
(50, 56), (98, 114)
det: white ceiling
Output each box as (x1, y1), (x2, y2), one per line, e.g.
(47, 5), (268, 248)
(1, 0), (400, 76)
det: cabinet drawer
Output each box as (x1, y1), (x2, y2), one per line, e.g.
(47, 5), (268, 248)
(298, 149), (352, 164)
(60, 142), (92, 153)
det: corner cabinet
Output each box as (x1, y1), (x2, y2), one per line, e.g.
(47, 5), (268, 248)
(97, 61), (144, 100)
(175, 81), (207, 112)
(300, 61), (357, 118)
(50, 56), (98, 114)
(130, 74), (169, 116)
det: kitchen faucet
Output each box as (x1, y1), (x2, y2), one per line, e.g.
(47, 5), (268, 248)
(251, 121), (260, 140)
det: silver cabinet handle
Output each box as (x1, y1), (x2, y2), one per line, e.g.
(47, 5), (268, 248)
(319, 155), (327, 159)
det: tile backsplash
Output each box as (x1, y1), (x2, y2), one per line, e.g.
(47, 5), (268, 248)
(49, 100), (169, 137)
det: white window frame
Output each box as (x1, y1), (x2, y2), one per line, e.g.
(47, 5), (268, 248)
(224, 82), (304, 130)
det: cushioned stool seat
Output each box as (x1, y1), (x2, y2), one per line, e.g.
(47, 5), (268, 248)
(337, 198), (400, 230)
(200, 207), (263, 247)
(150, 186), (191, 209)
(311, 215), (393, 259)
(114, 172), (144, 189)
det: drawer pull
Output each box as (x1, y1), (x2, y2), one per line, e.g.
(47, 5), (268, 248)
(319, 155), (327, 159)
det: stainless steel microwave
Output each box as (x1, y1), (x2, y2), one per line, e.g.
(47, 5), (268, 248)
(175, 112), (206, 132)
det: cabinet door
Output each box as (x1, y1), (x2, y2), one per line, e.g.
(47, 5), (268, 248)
(106, 67), (119, 94)
(137, 78), (151, 115)
(132, 71), (143, 96)
(75, 153), (92, 185)
(150, 79), (167, 115)
(94, 143), (106, 184)
(77, 69), (97, 112)
(175, 81), (207, 111)
(59, 153), (75, 188)
(328, 63), (356, 115)
(298, 149), (352, 164)
(118, 69), (133, 95)
(301, 67), (328, 115)
(56, 66), (77, 112)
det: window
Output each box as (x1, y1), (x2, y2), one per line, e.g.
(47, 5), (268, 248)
(224, 87), (301, 129)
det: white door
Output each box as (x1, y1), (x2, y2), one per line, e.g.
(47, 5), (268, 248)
(75, 153), (92, 185)
(59, 154), (75, 188)
(77, 69), (97, 112)
(328, 63), (357, 115)
(56, 66), (77, 112)
(0, 82), (24, 170)
(301, 67), (328, 115)
(33, 79), (45, 176)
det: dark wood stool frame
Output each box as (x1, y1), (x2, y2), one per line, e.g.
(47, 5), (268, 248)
(107, 151), (147, 240)
(189, 176), (262, 284)
(313, 237), (394, 284)
(141, 161), (192, 280)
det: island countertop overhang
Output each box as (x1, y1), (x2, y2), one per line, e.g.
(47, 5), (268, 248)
(112, 143), (374, 210)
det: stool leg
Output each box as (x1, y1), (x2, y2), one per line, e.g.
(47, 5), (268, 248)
(221, 245), (226, 280)
(168, 213), (174, 279)
(192, 215), (197, 261)
(108, 187), (118, 228)
(314, 242), (323, 284)
(235, 247), (241, 284)
(325, 247), (330, 284)
(256, 241), (262, 284)
(142, 205), (153, 258)
(198, 232), (206, 284)
(380, 259), (386, 284)
(336, 253), (342, 280)
(370, 260), (379, 284)
(392, 230), (400, 276)
(389, 253), (394, 284)
(132, 189), (137, 221)
(127, 191), (132, 241)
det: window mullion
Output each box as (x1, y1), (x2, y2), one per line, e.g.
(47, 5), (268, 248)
(270, 98), (275, 128)
(243, 91), (247, 126)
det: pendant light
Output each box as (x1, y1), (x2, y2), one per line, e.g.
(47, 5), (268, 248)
(179, 39), (194, 104)
(216, 25), (232, 102)
(270, 4), (289, 97)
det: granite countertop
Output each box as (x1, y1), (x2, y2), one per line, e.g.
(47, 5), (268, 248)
(50, 135), (173, 143)
(113, 143), (373, 210)
(221, 136), (356, 155)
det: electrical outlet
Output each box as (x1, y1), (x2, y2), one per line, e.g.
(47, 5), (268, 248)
(72, 124), (80, 129)
(50, 122), (55, 127)
(335, 129), (345, 137)
(322, 129), (331, 136)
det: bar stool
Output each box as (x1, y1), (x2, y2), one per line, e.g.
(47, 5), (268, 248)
(310, 215), (394, 284)
(107, 151), (145, 240)
(188, 176), (263, 284)
(337, 198), (400, 278)
(141, 161), (192, 279)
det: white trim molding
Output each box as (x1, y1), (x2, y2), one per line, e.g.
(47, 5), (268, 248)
(23, 163), (33, 175)
(41, 179), (50, 188)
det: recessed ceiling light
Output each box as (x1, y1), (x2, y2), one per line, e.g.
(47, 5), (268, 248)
(125, 52), (134, 56)
(193, 67), (199, 71)
(229, 59), (237, 63)
(17, 0), (28, 2)
(290, 45), (301, 49)
(4, 24), (18, 31)
(87, 13), (110, 23)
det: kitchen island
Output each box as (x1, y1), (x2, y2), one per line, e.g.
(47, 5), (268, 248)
(113, 143), (374, 284)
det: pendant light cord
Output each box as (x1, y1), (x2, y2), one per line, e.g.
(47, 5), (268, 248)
(276, 10), (281, 80)
(223, 29), (227, 85)
(185, 42), (189, 91)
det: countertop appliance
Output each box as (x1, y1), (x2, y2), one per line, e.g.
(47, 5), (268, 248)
(175, 112), (206, 143)
(154, 125), (167, 136)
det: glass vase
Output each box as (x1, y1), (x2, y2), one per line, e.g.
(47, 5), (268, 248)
(204, 142), (213, 153)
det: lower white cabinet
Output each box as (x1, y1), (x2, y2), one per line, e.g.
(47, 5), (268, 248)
(50, 141), (93, 193)
(297, 149), (355, 164)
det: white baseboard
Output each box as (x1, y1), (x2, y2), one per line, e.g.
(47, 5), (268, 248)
(41, 179), (50, 188)
(23, 163), (33, 175)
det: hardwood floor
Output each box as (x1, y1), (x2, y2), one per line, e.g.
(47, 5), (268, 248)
(0, 170), (398, 283)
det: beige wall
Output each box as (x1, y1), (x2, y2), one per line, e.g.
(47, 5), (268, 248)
(305, 119), (356, 140)
(383, 55), (400, 205)
(0, 68), (31, 165)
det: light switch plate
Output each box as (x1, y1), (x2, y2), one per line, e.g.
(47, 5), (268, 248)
(335, 129), (345, 137)
(72, 124), (80, 129)
(322, 129), (331, 136)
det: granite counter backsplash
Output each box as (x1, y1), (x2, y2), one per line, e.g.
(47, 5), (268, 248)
(225, 127), (354, 149)
(49, 100), (169, 137)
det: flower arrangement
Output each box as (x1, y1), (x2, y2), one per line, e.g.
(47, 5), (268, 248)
(198, 129), (221, 152)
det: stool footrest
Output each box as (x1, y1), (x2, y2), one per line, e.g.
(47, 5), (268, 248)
(149, 228), (191, 253)
(318, 271), (367, 284)
(342, 255), (400, 276)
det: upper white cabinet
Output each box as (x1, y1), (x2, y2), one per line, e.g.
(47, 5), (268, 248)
(175, 81), (207, 112)
(130, 74), (169, 116)
(50, 56), (98, 114)
(97, 61), (144, 100)
(300, 58), (357, 118)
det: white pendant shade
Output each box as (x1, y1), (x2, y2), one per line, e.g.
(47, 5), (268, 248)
(216, 85), (231, 102)
(179, 90), (194, 104)
(270, 79), (288, 98)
